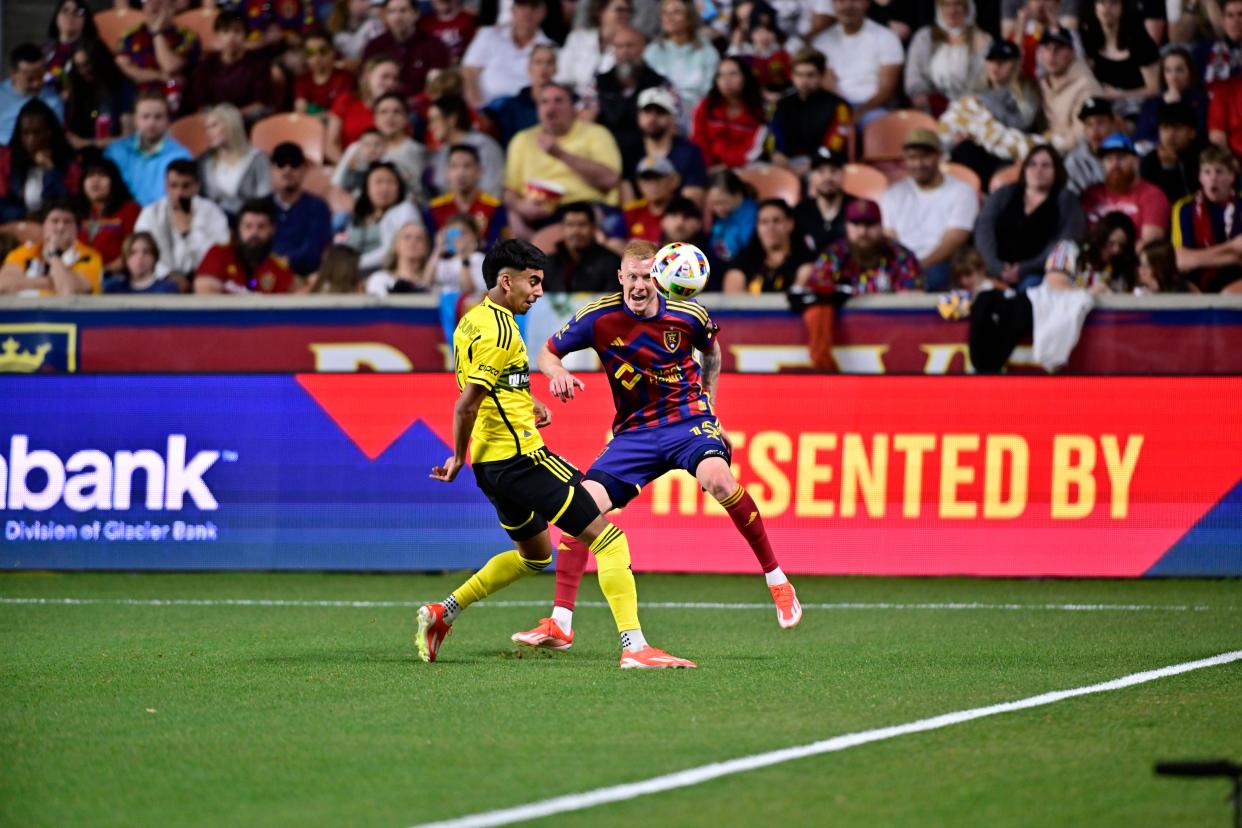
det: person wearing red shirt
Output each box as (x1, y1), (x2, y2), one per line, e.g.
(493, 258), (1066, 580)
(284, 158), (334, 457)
(425, 144), (505, 248)
(417, 0), (477, 64)
(194, 199), (298, 294)
(293, 29), (355, 116)
(77, 155), (140, 273)
(1207, 73), (1242, 160)
(623, 156), (679, 243)
(691, 56), (768, 172)
(326, 54), (402, 162)
(360, 0), (451, 98)
(1080, 132), (1171, 246)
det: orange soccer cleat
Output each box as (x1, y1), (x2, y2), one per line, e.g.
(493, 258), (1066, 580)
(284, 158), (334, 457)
(511, 617), (575, 651)
(619, 646), (697, 669)
(769, 582), (803, 629)
(415, 603), (452, 663)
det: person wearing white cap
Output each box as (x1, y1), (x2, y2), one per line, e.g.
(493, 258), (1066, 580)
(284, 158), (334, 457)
(618, 86), (708, 206)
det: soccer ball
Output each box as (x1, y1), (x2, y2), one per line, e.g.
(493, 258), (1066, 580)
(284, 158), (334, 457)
(651, 242), (710, 300)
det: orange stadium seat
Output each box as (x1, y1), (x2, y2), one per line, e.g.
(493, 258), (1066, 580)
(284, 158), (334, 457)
(842, 163), (889, 202)
(737, 164), (802, 207)
(530, 224), (562, 255)
(250, 114), (326, 166)
(861, 109), (941, 162)
(0, 222), (43, 244)
(989, 163), (1022, 193)
(168, 113), (212, 158)
(175, 9), (219, 52)
(94, 9), (146, 54)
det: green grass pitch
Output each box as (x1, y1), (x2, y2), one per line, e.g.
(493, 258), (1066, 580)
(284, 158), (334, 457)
(2, 572), (1240, 827)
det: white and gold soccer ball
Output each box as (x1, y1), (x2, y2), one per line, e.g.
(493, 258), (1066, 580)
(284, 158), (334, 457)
(651, 242), (710, 300)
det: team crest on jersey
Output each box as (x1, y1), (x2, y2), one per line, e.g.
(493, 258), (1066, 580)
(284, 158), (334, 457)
(663, 330), (681, 352)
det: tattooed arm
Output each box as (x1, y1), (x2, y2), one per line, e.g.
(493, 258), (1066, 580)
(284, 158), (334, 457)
(701, 339), (722, 401)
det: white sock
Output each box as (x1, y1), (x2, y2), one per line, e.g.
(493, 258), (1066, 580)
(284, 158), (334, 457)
(620, 628), (647, 652)
(764, 567), (788, 587)
(551, 606), (573, 633)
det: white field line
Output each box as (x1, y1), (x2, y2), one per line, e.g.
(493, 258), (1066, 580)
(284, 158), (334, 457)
(0, 597), (1220, 612)
(410, 649), (1242, 828)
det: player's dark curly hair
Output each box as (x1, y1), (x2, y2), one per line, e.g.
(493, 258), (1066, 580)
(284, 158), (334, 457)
(482, 239), (546, 289)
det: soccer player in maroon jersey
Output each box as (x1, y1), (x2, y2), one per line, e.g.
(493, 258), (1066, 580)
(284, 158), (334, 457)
(512, 239), (801, 652)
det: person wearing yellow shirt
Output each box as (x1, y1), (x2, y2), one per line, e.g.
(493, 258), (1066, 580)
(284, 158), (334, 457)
(0, 200), (102, 295)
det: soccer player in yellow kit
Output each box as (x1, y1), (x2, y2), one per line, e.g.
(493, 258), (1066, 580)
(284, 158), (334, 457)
(417, 239), (695, 669)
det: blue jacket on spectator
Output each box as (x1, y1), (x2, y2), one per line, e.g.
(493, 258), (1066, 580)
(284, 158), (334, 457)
(0, 79), (64, 145)
(104, 134), (193, 207)
(270, 191), (333, 276)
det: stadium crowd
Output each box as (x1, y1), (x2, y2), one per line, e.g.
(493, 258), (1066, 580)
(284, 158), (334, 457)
(0, 0), (1240, 300)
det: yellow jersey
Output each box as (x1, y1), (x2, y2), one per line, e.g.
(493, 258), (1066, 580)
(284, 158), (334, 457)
(4, 241), (103, 295)
(453, 296), (545, 464)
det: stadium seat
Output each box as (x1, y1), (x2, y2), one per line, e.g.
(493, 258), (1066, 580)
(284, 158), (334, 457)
(737, 164), (802, 207)
(302, 165), (355, 215)
(842, 163), (889, 202)
(531, 223), (562, 255)
(250, 114), (326, 166)
(94, 9), (145, 54)
(0, 221), (43, 244)
(168, 113), (212, 158)
(175, 9), (219, 51)
(944, 163), (983, 199)
(989, 163), (1022, 193)
(861, 110), (941, 162)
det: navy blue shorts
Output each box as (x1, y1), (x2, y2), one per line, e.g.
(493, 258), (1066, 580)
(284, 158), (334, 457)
(585, 418), (730, 509)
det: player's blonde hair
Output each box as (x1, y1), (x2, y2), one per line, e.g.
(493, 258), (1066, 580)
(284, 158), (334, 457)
(621, 240), (658, 263)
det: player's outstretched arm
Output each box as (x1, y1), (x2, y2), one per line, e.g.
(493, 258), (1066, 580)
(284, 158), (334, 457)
(536, 343), (586, 403)
(431, 383), (487, 482)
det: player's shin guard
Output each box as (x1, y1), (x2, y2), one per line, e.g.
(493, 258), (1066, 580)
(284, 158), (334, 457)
(720, 486), (780, 573)
(553, 538), (591, 611)
(452, 549), (551, 610)
(589, 525), (640, 632)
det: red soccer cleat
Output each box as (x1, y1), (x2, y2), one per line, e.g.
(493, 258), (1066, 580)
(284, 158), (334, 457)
(511, 617), (574, 651)
(619, 646), (697, 669)
(769, 582), (802, 629)
(415, 603), (452, 663)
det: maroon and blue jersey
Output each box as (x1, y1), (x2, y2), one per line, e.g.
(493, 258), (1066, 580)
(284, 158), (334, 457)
(547, 292), (719, 434)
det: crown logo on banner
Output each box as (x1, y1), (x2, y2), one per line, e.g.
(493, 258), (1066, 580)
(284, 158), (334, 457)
(0, 337), (51, 372)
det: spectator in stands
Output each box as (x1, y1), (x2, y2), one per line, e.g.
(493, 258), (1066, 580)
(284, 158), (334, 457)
(1196, 0), (1242, 85)
(1064, 97), (1114, 195)
(1079, 0), (1159, 114)
(660, 195), (718, 272)
(976, 145), (1086, 288)
(294, 29), (356, 116)
(135, 159), (231, 285)
(812, 0), (904, 126)
(485, 44), (559, 146)
(0, 199), (102, 295)
(795, 147), (855, 252)
(0, 44), (65, 145)
(77, 155), (140, 274)
(583, 26), (670, 151)
(198, 104), (273, 219)
(427, 213), (487, 299)
(1081, 132), (1170, 246)
(45, 0), (98, 89)
(366, 220), (432, 294)
(425, 144), (506, 248)
(62, 39), (130, 150)
(115, 0), (200, 115)
(326, 54), (402, 163)
(644, 0), (720, 117)
(1171, 144), (1242, 292)
(619, 86), (709, 206)
(1207, 67), (1242, 159)
(418, 0), (478, 64)
(0, 100), (80, 222)
(879, 128), (979, 291)
(105, 93), (193, 207)
(334, 94), (425, 201)
(904, 0), (991, 115)
(1136, 239), (1186, 293)
(193, 11), (275, 120)
(1080, 211), (1138, 292)
(722, 198), (815, 293)
(426, 94), (505, 199)
(104, 232), (180, 294)
(1039, 28), (1103, 148)
(706, 169), (757, 260)
(691, 57), (768, 172)
(1005, 0), (1078, 81)
(803, 199), (924, 295)
(558, 0), (633, 96)
(623, 155), (679, 243)
(769, 48), (852, 175)
(1140, 101), (1201, 205)
(1135, 46), (1207, 150)
(362, 0), (451, 99)
(726, 1), (794, 97)
(504, 82), (623, 238)
(541, 201), (621, 291)
(308, 244), (362, 293)
(267, 142), (333, 279)
(462, 0), (554, 109)
(342, 161), (422, 274)
(327, 0), (386, 63)
(195, 199), (299, 294)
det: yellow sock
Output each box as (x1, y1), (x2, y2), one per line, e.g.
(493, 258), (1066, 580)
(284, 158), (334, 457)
(590, 525), (640, 632)
(452, 549), (551, 610)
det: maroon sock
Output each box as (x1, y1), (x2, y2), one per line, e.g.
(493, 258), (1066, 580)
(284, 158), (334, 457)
(722, 486), (780, 573)
(553, 537), (590, 610)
